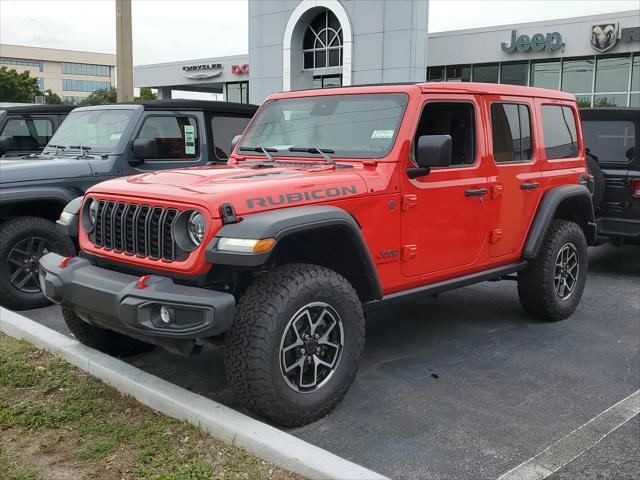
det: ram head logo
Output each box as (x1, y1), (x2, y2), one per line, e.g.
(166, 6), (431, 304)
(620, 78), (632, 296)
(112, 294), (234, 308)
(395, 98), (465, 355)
(591, 23), (618, 52)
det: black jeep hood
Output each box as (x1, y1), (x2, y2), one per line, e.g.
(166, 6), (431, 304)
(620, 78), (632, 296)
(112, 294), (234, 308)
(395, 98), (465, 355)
(0, 156), (93, 184)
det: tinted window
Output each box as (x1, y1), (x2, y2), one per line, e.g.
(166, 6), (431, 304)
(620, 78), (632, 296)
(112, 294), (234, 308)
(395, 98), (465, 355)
(1, 118), (53, 151)
(541, 106), (579, 159)
(239, 93), (408, 159)
(582, 120), (635, 163)
(491, 103), (532, 162)
(137, 116), (199, 160)
(414, 102), (475, 166)
(211, 116), (251, 160)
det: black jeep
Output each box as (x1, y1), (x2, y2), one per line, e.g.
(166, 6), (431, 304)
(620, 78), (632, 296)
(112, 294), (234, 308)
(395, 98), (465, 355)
(0, 104), (76, 157)
(580, 108), (640, 245)
(0, 100), (257, 310)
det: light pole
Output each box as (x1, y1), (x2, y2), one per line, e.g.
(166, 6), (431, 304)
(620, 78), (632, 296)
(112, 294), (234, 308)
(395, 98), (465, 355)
(116, 0), (134, 102)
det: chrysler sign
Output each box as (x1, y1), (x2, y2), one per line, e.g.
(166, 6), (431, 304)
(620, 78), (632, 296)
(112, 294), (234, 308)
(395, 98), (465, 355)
(182, 63), (223, 80)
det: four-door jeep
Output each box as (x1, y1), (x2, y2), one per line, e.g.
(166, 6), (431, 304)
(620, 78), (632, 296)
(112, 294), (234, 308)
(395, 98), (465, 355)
(40, 83), (596, 426)
(0, 100), (257, 310)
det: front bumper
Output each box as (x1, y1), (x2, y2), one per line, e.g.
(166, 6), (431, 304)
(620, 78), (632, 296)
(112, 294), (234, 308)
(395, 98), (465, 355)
(39, 253), (236, 354)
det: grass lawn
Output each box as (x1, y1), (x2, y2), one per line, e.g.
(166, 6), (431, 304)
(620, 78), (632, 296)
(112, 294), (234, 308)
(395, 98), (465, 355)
(0, 333), (302, 480)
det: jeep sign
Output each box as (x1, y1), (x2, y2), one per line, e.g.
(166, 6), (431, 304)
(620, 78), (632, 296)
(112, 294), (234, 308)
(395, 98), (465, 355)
(501, 30), (564, 54)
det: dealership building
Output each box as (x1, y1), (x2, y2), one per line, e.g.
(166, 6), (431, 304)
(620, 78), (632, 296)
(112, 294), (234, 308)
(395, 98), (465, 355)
(0, 44), (116, 103)
(139, 2), (639, 107)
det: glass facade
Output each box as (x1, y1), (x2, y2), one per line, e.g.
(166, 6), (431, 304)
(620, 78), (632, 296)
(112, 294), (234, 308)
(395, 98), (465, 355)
(62, 62), (110, 77)
(313, 74), (342, 88)
(0, 57), (43, 71)
(225, 81), (249, 103)
(63, 79), (111, 92)
(427, 52), (640, 107)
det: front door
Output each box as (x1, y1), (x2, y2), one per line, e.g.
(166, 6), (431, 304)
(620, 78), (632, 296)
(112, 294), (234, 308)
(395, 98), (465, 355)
(485, 97), (542, 258)
(400, 95), (490, 278)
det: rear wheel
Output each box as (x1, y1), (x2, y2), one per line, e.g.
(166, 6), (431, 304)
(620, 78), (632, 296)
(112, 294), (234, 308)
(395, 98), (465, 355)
(224, 263), (365, 427)
(62, 308), (155, 357)
(518, 220), (587, 321)
(0, 217), (75, 310)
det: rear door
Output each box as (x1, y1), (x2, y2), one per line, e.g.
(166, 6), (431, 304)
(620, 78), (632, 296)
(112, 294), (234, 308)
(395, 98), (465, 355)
(485, 96), (543, 258)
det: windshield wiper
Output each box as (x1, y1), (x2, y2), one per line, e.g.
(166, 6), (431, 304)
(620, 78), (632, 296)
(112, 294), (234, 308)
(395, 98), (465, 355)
(238, 146), (278, 162)
(68, 145), (93, 158)
(45, 144), (66, 155)
(288, 147), (335, 165)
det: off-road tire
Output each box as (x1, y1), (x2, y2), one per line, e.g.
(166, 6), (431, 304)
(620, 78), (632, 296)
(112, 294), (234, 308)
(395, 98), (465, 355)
(224, 263), (365, 427)
(62, 307), (155, 357)
(518, 220), (587, 321)
(586, 153), (605, 208)
(0, 217), (75, 310)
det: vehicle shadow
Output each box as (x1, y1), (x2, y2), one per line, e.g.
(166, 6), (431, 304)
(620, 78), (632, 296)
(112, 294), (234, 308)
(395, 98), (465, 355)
(588, 243), (640, 277)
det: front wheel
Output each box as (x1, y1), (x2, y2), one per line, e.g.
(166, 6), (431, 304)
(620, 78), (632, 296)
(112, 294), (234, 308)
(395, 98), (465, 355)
(0, 217), (75, 310)
(224, 263), (365, 427)
(518, 219), (588, 321)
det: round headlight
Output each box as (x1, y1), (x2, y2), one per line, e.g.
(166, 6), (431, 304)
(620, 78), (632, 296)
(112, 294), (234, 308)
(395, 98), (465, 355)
(82, 197), (99, 233)
(187, 211), (206, 246)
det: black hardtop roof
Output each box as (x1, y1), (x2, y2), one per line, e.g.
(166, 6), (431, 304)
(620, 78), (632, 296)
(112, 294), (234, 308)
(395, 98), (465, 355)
(579, 107), (640, 120)
(128, 99), (258, 115)
(1, 104), (77, 114)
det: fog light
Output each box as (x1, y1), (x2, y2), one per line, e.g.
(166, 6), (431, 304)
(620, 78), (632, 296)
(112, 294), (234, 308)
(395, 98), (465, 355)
(159, 305), (174, 324)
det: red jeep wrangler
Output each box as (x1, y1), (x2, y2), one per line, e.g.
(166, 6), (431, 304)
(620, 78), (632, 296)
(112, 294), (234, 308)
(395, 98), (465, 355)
(40, 83), (595, 426)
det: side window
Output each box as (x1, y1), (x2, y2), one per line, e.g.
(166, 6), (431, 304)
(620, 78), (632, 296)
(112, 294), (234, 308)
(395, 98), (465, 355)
(491, 103), (533, 163)
(211, 115), (252, 160)
(1, 117), (53, 150)
(541, 105), (579, 159)
(136, 115), (199, 160)
(581, 120), (635, 163)
(414, 102), (475, 166)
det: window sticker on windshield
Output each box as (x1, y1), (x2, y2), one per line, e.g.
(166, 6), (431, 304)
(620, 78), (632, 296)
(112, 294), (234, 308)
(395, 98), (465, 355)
(371, 129), (394, 139)
(184, 125), (196, 155)
(109, 133), (121, 141)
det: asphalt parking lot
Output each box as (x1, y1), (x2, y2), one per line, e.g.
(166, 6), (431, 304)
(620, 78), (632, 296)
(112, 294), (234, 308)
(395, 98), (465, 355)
(21, 244), (639, 480)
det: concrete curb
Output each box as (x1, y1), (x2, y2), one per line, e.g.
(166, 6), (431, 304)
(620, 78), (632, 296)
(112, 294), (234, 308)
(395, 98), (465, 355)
(0, 307), (389, 480)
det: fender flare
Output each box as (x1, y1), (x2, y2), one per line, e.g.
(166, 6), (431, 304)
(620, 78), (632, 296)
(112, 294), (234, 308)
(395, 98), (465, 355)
(205, 205), (383, 300)
(523, 184), (596, 259)
(0, 186), (80, 207)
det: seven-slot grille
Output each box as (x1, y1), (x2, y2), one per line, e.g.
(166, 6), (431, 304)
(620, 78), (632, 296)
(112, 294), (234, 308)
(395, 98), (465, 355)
(91, 200), (188, 261)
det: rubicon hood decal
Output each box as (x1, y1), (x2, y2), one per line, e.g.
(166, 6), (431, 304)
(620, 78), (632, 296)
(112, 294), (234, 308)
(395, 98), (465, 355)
(246, 185), (358, 209)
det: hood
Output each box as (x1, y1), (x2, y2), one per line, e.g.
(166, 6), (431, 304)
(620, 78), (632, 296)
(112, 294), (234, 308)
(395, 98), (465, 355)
(0, 156), (93, 184)
(89, 162), (368, 217)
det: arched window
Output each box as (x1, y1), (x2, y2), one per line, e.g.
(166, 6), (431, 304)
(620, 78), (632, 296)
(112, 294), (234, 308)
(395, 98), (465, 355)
(303, 9), (343, 70)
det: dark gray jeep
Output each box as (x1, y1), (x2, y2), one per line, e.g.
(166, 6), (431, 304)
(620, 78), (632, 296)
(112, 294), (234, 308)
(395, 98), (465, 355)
(580, 108), (639, 245)
(0, 99), (257, 310)
(0, 104), (76, 157)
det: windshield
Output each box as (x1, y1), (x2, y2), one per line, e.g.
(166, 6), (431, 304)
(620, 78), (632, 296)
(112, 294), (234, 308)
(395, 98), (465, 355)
(239, 93), (408, 159)
(45, 109), (135, 154)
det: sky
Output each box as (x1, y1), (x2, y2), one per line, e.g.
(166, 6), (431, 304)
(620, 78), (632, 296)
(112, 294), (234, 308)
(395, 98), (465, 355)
(1, 0), (638, 66)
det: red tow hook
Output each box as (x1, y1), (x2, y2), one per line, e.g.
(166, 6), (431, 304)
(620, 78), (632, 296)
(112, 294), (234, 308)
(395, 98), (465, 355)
(59, 256), (73, 269)
(137, 274), (152, 289)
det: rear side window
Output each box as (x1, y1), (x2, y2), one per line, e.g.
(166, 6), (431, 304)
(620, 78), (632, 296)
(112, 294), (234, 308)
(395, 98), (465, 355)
(211, 115), (252, 160)
(1, 117), (53, 150)
(581, 120), (636, 164)
(136, 115), (199, 160)
(491, 103), (533, 162)
(541, 105), (579, 159)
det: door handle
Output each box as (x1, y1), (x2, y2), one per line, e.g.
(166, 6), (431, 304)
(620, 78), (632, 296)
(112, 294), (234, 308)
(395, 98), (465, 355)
(465, 187), (489, 197)
(520, 181), (540, 190)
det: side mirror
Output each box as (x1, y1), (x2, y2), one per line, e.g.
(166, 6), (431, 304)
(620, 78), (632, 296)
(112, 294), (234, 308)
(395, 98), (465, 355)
(408, 135), (452, 179)
(230, 134), (242, 155)
(0, 135), (16, 155)
(130, 138), (158, 164)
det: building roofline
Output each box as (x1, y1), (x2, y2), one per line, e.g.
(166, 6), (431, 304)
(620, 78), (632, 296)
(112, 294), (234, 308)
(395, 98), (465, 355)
(134, 53), (249, 69)
(428, 9), (638, 37)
